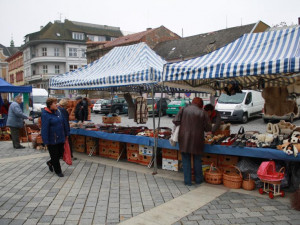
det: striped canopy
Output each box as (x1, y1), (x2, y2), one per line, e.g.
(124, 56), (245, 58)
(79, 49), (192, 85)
(162, 27), (300, 92)
(49, 43), (166, 90)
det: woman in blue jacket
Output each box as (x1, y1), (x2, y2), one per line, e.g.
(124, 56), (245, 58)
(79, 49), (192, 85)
(41, 97), (67, 177)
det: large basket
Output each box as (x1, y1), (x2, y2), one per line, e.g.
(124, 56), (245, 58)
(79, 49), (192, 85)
(223, 166), (242, 189)
(204, 163), (223, 184)
(242, 174), (256, 191)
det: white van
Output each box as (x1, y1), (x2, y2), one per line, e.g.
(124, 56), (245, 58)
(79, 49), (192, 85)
(215, 90), (264, 123)
(29, 88), (48, 117)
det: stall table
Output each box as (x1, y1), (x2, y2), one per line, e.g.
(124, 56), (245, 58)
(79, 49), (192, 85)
(70, 128), (300, 162)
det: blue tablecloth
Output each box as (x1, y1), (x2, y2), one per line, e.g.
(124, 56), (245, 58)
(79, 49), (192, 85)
(70, 128), (300, 162)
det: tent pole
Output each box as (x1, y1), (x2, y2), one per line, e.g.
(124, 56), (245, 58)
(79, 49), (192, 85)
(151, 84), (158, 175)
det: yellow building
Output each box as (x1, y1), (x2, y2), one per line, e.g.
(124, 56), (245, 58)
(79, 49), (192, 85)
(6, 51), (24, 86)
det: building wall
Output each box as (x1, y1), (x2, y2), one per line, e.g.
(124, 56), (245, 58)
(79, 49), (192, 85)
(0, 49), (8, 80)
(7, 52), (24, 86)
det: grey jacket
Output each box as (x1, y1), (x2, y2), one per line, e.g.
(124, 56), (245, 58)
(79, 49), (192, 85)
(7, 102), (28, 128)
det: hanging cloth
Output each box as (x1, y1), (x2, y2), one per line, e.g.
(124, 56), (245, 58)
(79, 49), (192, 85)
(134, 97), (148, 124)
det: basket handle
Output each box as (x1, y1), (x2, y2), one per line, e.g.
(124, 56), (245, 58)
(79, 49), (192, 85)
(279, 167), (285, 175)
(209, 163), (221, 173)
(225, 165), (242, 178)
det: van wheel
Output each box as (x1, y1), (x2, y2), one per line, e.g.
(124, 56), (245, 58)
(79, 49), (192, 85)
(114, 108), (120, 115)
(289, 115), (294, 123)
(242, 113), (248, 124)
(168, 114), (172, 117)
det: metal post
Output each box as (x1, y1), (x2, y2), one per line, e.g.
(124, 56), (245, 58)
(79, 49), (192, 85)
(151, 84), (158, 174)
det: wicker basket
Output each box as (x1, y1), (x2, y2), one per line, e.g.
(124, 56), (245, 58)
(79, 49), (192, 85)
(223, 166), (242, 189)
(242, 174), (256, 191)
(204, 163), (223, 184)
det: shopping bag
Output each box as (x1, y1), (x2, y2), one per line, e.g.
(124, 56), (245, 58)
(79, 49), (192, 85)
(63, 138), (72, 165)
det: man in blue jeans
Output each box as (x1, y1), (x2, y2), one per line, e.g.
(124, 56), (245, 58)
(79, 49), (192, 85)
(173, 97), (211, 186)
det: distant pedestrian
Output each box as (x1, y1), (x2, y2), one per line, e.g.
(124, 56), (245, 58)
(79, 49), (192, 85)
(74, 96), (84, 122)
(41, 97), (67, 177)
(7, 95), (32, 149)
(204, 104), (221, 134)
(82, 97), (89, 121)
(0, 99), (10, 126)
(173, 97), (211, 186)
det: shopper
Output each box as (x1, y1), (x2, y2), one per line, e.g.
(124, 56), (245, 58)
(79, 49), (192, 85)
(7, 95), (32, 149)
(173, 97), (212, 186)
(58, 98), (76, 160)
(41, 97), (67, 177)
(82, 97), (89, 121)
(204, 104), (221, 134)
(0, 99), (10, 126)
(74, 96), (84, 122)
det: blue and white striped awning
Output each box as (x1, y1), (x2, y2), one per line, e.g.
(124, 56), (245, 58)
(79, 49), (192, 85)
(163, 26), (300, 92)
(49, 43), (166, 90)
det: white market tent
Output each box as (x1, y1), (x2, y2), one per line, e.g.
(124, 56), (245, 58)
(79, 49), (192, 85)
(162, 26), (300, 92)
(50, 43), (166, 90)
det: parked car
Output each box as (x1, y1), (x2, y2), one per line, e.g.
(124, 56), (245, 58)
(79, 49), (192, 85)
(100, 98), (128, 115)
(147, 98), (170, 116)
(166, 99), (191, 117)
(89, 99), (99, 112)
(92, 99), (105, 114)
(215, 90), (264, 123)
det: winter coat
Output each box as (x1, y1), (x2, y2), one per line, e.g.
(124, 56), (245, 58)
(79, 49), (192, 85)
(211, 110), (222, 133)
(41, 107), (67, 145)
(82, 99), (89, 121)
(173, 104), (212, 155)
(75, 101), (84, 121)
(58, 106), (70, 136)
(6, 102), (28, 128)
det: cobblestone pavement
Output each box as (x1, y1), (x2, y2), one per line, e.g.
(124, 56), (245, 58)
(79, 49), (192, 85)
(1, 141), (299, 225)
(0, 142), (194, 225)
(173, 191), (300, 225)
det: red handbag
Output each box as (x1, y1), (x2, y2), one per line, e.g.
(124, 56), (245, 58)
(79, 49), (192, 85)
(63, 138), (72, 165)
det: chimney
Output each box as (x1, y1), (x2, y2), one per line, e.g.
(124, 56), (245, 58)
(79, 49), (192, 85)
(298, 17), (300, 25)
(40, 26), (44, 30)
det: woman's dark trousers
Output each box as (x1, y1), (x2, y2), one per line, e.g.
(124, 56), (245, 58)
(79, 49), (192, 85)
(47, 143), (64, 174)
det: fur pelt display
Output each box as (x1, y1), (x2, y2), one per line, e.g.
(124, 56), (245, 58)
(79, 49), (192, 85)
(291, 188), (300, 211)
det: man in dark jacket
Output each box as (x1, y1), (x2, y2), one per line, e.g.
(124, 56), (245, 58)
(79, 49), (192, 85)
(74, 96), (83, 122)
(7, 95), (32, 149)
(173, 97), (212, 186)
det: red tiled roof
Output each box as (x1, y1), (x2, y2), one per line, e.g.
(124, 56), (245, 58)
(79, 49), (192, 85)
(104, 28), (158, 48)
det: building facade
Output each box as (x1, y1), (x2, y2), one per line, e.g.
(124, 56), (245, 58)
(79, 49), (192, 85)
(6, 51), (24, 86)
(22, 20), (123, 91)
(0, 43), (19, 81)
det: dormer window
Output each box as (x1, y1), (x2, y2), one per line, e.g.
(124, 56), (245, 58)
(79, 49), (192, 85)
(72, 32), (84, 40)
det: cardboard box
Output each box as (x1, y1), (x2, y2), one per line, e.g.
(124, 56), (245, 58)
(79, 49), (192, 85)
(162, 148), (178, 160)
(127, 143), (139, 151)
(137, 154), (152, 166)
(201, 153), (218, 166)
(139, 145), (153, 156)
(127, 149), (139, 162)
(162, 158), (178, 171)
(108, 149), (122, 160)
(74, 144), (85, 153)
(86, 144), (97, 155)
(99, 146), (110, 157)
(218, 155), (239, 167)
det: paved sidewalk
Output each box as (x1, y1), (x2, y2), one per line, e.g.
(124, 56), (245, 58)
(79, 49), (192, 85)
(0, 141), (299, 225)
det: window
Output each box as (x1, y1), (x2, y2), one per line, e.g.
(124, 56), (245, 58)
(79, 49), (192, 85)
(81, 49), (85, 57)
(87, 35), (95, 41)
(10, 74), (14, 83)
(69, 48), (77, 57)
(55, 65), (60, 74)
(42, 48), (47, 56)
(69, 65), (78, 72)
(245, 93), (252, 105)
(72, 32), (84, 40)
(16, 72), (23, 82)
(111, 37), (117, 41)
(43, 65), (48, 74)
(54, 48), (60, 56)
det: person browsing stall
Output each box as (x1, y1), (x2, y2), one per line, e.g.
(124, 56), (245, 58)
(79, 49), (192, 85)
(7, 95), (32, 149)
(0, 99), (10, 126)
(41, 97), (68, 177)
(204, 104), (221, 134)
(173, 97), (212, 186)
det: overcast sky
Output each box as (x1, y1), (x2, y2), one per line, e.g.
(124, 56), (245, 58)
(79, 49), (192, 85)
(0, 0), (299, 47)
